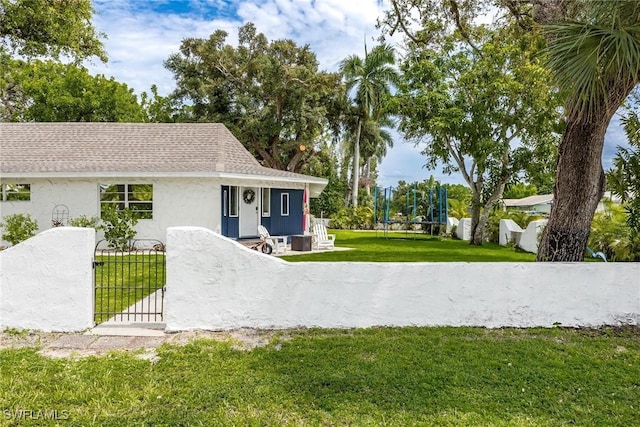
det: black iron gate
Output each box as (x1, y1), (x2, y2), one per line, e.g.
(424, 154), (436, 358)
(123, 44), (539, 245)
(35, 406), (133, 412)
(93, 239), (166, 325)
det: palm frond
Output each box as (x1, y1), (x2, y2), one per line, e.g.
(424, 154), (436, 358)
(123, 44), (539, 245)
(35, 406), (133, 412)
(544, 1), (640, 119)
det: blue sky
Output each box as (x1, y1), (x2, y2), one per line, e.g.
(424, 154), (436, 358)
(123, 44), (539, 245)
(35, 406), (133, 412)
(86, 0), (629, 189)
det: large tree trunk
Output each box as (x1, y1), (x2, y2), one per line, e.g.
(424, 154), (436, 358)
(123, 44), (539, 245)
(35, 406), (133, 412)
(471, 190), (508, 245)
(536, 118), (609, 261)
(537, 80), (636, 261)
(351, 121), (361, 207)
(471, 207), (491, 245)
(470, 191), (483, 245)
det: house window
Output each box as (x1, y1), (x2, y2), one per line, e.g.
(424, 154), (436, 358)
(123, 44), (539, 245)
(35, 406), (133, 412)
(223, 189), (228, 217)
(1, 184), (31, 201)
(262, 188), (271, 217)
(229, 186), (239, 217)
(281, 192), (289, 216)
(100, 184), (153, 219)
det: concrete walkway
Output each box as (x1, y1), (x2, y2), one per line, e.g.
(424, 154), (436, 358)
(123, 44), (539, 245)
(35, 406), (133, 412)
(99, 289), (165, 326)
(0, 327), (169, 359)
(0, 327), (277, 359)
(43, 333), (168, 359)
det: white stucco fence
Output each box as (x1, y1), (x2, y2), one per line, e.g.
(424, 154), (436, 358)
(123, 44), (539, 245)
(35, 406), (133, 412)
(0, 228), (94, 332)
(456, 218), (472, 240)
(498, 219), (549, 254)
(499, 219), (523, 246)
(518, 219), (548, 253)
(165, 227), (640, 331)
(0, 227), (638, 332)
(447, 217), (459, 234)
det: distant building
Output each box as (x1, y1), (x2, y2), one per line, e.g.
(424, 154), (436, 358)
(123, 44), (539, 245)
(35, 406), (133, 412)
(501, 192), (622, 216)
(501, 194), (553, 214)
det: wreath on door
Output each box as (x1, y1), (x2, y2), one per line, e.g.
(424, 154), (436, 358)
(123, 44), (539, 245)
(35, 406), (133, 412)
(242, 189), (256, 204)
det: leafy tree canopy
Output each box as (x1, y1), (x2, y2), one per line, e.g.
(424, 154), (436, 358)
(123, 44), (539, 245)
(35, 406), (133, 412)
(503, 183), (539, 200)
(306, 140), (346, 218)
(608, 94), (640, 234)
(1, 0), (107, 121)
(6, 60), (146, 122)
(140, 84), (191, 123)
(164, 22), (346, 173)
(393, 23), (562, 244)
(0, 0), (106, 61)
(380, 0), (640, 260)
(446, 183), (472, 204)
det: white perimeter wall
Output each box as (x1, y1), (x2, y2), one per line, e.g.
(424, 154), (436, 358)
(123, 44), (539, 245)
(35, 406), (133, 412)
(1, 226), (638, 332)
(518, 219), (548, 254)
(0, 228), (94, 332)
(0, 178), (221, 246)
(165, 227), (640, 331)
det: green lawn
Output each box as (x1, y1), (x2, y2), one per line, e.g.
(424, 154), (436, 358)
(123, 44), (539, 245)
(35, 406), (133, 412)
(1, 327), (638, 425)
(282, 230), (537, 262)
(94, 253), (165, 323)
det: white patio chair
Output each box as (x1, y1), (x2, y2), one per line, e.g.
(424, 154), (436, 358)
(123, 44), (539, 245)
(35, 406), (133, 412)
(258, 225), (288, 254)
(313, 223), (335, 250)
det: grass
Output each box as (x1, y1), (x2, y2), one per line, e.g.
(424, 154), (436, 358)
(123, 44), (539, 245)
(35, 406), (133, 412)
(94, 253), (165, 323)
(1, 327), (638, 425)
(282, 230), (537, 262)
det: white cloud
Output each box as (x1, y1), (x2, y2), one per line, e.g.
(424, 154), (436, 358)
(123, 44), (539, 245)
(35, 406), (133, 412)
(87, 0), (392, 93)
(236, 0), (388, 70)
(88, 1), (240, 94)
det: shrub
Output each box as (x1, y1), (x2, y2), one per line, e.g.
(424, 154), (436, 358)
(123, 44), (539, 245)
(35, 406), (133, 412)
(589, 203), (640, 261)
(485, 210), (510, 243)
(99, 207), (138, 250)
(0, 213), (38, 245)
(68, 215), (100, 229)
(329, 206), (374, 230)
(509, 211), (544, 229)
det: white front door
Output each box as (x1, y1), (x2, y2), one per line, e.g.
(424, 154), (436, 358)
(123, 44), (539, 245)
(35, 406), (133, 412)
(239, 186), (259, 237)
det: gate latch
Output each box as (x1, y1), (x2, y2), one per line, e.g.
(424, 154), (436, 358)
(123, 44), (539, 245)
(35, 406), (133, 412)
(92, 260), (104, 268)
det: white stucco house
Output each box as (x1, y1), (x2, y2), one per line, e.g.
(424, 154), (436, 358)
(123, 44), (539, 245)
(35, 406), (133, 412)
(0, 122), (327, 246)
(501, 194), (553, 214)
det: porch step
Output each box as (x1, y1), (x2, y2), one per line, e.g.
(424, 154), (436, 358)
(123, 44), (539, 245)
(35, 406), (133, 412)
(87, 323), (166, 337)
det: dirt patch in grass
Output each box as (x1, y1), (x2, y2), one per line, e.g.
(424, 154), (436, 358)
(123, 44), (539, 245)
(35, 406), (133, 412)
(0, 330), (62, 349)
(164, 327), (287, 350)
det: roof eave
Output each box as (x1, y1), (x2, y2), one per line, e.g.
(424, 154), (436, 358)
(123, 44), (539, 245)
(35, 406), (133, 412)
(0, 171), (329, 195)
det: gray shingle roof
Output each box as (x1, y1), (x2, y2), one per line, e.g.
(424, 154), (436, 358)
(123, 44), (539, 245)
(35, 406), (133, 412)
(502, 194), (553, 207)
(0, 122), (324, 183)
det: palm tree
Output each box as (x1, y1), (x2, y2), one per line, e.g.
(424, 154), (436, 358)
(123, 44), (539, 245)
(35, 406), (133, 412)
(339, 43), (398, 206)
(447, 198), (470, 220)
(537, 0), (640, 261)
(359, 116), (394, 195)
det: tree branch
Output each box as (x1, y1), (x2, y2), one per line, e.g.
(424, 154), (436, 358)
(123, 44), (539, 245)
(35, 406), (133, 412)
(255, 146), (275, 168)
(390, 0), (424, 45)
(500, 0), (533, 31)
(449, 0), (482, 56)
(444, 137), (473, 187)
